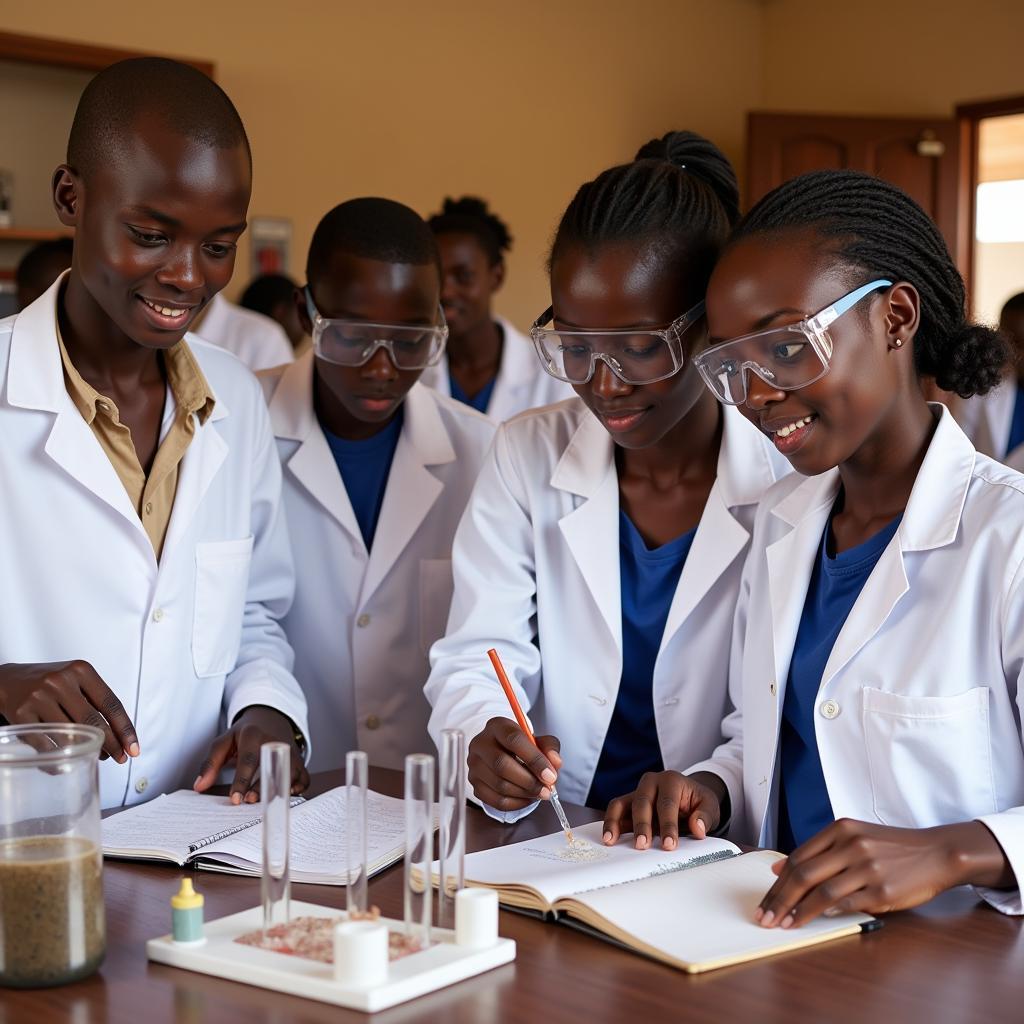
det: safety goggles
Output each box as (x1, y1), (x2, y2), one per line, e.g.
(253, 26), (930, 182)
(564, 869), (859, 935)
(530, 301), (706, 386)
(305, 288), (448, 370)
(693, 279), (893, 405)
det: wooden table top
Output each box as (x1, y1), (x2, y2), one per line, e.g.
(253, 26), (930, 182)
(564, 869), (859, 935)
(6, 768), (1023, 1024)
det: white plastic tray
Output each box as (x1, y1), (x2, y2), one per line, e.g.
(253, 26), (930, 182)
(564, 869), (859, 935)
(146, 900), (516, 1012)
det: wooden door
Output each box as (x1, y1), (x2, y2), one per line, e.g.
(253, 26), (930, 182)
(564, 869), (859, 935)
(746, 112), (963, 265)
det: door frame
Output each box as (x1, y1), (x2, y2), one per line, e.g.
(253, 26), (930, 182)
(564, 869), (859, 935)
(0, 29), (214, 77)
(955, 95), (1024, 306)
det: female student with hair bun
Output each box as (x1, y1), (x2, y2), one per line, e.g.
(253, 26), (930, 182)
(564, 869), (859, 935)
(605, 168), (1024, 924)
(425, 132), (789, 820)
(423, 196), (572, 420)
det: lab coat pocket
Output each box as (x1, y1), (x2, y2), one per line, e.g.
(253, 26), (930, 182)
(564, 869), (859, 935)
(862, 686), (997, 828)
(192, 536), (255, 678)
(419, 558), (454, 655)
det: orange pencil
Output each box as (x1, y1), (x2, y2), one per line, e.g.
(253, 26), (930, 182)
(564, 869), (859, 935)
(487, 648), (575, 844)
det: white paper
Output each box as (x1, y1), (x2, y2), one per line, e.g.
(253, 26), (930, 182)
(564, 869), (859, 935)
(102, 790), (269, 863)
(574, 850), (873, 970)
(460, 820), (740, 907)
(201, 788), (407, 883)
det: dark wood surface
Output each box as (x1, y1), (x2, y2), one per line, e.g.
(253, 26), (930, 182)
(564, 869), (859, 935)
(5, 769), (1023, 1024)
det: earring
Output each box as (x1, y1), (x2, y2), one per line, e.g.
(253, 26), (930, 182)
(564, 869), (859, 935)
(894, 338), (903, 348)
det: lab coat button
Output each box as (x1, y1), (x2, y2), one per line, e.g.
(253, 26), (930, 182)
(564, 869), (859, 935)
(356, 614), (371, 628)
(152, 608), (165, 623)
(769, 681), (777, 697)
(366, 715), (381, 730)
(820, 699), (840, 720)
(135, 777), (149, 794)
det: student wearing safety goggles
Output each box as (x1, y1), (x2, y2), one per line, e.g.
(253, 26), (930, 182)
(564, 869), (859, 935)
(258, 198), (495, 771)
(426, 132), (790, 821)
(606, 169), (1024, 928)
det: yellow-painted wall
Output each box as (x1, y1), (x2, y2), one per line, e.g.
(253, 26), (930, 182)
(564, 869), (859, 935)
(761, 0), (1024, 116)
(0, 0), (765, 324)
(4, 0), (1023, 323)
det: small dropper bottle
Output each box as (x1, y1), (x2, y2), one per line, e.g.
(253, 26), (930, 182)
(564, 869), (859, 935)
(171, 878), (205, 945)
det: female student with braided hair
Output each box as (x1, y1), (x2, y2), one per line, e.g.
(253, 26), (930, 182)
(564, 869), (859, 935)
(605, 168), (1024, 922)
(423, 196), (572, 420)
(425, 132), (789, 820)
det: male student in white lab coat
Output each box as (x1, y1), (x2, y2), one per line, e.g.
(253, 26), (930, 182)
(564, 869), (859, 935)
(420, 196), (572, 421)
(260, 198), (495, 772)
(0, 59), (309, 810)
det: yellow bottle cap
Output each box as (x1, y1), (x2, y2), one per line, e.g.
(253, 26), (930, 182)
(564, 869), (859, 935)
(171, 877), (204, 910)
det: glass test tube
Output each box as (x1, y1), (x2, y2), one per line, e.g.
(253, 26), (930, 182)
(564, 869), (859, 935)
(261, 741), (291, 933)
(404, 753), (434, 949)
(438, 729), (466, 929)
(345, 750), (369, 917)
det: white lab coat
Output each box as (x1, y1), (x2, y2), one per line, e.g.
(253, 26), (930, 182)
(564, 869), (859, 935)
(958, 377), (1024, 467)
(419, 316), (573, 422)
(0, 280), (308, 809)
(425, 398), (790, 818)
(259, 353), (496, 772)
(196, 293), (294, 373)
(688, 406), (1024, 914)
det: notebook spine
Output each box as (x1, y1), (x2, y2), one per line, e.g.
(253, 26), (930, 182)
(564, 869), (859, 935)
(187, 796), (305, 854)
(572, 848), (737, 896)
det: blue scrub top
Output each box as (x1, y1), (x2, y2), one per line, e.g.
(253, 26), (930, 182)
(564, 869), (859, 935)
(586, 510), (697, 809)
(776, 507), (902, 852)
(449, 372), (496, 415)
(321, 407), (404, 551)
(1006, 385), (1024, 457)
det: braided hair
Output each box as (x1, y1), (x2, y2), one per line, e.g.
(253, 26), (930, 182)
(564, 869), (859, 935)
(729, 170), (1008, 398)
(428, 196), (512, 266)
(549, 131), (739, 294)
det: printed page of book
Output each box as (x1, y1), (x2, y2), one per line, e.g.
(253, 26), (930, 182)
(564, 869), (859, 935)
(461, 820), (740, 911)
(563, 849), (874, 973)
(102, 790), (269, 864)
(199, 787), (407, 884)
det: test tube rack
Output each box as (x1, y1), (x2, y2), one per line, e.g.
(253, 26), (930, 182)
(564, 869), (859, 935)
(146, 897), (515, 1013)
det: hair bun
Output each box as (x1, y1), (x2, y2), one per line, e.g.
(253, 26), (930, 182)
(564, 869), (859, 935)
(633, 131), (740, 226)
(929, 321), (1010, 398)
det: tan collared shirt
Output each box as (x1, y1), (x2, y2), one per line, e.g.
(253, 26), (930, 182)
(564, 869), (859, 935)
(57, 329), (216, 559)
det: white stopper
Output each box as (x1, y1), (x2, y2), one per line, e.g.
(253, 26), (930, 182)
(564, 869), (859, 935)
(333, 919), (389, 987)
(454, 887), (499, 948)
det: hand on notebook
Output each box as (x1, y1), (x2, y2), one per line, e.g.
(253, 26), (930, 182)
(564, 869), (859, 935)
(468, 717), (562, 812)
(193, 705), (310, 804)
(0, 660), (140, 763)
(602, 770), (725, 851)
(755, 818), (1014, 929)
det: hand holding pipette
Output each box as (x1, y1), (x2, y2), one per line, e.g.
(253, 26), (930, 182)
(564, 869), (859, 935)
(484, 648), (576, 846)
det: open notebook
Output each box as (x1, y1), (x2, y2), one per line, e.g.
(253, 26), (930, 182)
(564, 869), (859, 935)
(102, 787), (405, 885)
(454, 821), (878, 973)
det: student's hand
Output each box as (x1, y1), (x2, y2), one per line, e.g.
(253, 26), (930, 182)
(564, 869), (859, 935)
(756, 818), (1015, 929)
(193, 705), (310, 805)
(602, 770), (724, 851)
(467, 717), (562, 812)
(0, 660), (140, 763)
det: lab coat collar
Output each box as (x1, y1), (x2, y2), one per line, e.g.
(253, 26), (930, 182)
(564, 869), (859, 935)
(8, 274), (227, 424)
(550, 407), (613, 497)
(267, 354), (456, 467)
(769, 404), (973, 552)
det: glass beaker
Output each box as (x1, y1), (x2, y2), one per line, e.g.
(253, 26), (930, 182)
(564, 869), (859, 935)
(0, 724), (105, 988)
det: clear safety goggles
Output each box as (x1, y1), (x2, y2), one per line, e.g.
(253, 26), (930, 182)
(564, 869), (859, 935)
(530, 301), (706, 385)
(305, 288), (448, 370)
(693, 279), (893, 405)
